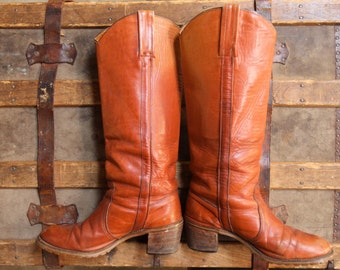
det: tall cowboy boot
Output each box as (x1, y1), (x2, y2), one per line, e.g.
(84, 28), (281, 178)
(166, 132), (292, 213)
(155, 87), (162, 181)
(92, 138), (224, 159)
(180, 4), (332, 264)
(37, 10), (183, 257)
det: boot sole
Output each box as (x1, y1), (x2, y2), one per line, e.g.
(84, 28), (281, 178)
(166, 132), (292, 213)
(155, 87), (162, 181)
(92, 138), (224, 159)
(186, 221), (333, 265)
(37, 220), (183, 258)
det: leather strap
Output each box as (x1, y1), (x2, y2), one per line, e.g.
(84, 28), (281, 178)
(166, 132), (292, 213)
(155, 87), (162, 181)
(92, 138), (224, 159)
(25, 0), (78, 268)
(38, 2), (62, 269)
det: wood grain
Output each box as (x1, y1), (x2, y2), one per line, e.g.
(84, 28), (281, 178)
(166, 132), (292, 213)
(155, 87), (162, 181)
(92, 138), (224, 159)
(273, 80), (340, 107)
(0, 160), (338, 190)
(272, 0), (340, 24)
(0, 161), (190, 188)
(0, 80), (100, 107)
(1, 80), (339, 107)
(270, 162), (340, 190)
(0, 240), (251, 267)
(0, 1), (339, 28)
(0, 239), (336, 268)
(0, 1), (254, 28)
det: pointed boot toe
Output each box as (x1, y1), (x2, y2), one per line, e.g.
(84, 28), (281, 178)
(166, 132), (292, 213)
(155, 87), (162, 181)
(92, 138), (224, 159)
(289, 230), (333, 262)
(38, 224), (79, 254)
(252, 225), (333, 263)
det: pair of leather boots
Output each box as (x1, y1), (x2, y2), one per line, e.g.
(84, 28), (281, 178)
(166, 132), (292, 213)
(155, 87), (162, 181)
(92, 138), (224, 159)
(38, 5), (332, 264)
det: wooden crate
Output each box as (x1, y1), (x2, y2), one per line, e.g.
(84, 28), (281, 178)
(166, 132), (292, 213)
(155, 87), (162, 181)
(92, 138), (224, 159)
(0, 0), (339, 269)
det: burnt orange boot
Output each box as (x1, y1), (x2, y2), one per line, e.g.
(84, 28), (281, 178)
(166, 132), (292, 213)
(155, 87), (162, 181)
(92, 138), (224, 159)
(37, 10), (183, 257)
(180, 4), (332, 264)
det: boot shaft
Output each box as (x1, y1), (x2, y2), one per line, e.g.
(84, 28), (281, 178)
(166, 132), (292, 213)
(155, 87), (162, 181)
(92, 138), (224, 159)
(96, 11), (182, 231)
(181, 4), (276, 176)
(96, 11), (181, 193)
(181, 5), (276, 227)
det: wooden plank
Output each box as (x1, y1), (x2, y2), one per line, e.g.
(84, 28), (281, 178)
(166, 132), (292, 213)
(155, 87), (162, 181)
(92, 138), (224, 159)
(0, 161), (190, 188)
(60, 241), (155, 267)
(0, 80), (100, 107)
(63, 242), (252, 268)
(0, 161), (105, 188)
(0, 239), (337, 268)
(2, 80), (339, 107)
(1, 160), (339, 190)
(158, 241), (251, 268)
(272, 0), (340, 24)
(270, 162), (340, 190)
(0, 239), (154, 267)
(0, 0), (254, 28)
(0, 161), (37, 188)
(273, 80), (340, 107)
(0, 240), (42, 266)
(1, 0), (339, 28)
(0, 161), (106, 188)
(0, 240), (251, 267)
(0, 240), (250, 268)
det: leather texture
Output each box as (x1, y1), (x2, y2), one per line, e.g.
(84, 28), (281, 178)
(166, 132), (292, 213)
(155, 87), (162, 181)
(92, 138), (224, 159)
(38, 10), (182, 256)
(180, 4), (332, 263)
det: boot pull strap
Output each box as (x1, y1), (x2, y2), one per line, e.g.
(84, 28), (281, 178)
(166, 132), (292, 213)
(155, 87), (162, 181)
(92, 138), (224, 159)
(137, 10), (155, 57)
(219, 4), (239, 57)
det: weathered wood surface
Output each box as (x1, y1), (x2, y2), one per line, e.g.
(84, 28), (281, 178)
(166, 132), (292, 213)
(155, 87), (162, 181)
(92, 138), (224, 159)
(272, 0), (340, 24)
(1, 80), (339, 107)
(0, 239), (337, 268)
(0, 0), (340, 28)
(0, 0), (254, 28)
(273, 80), (340, 107)
(271, 107), (336, 162)
(0, 240), (252, 268)
(0, 161), (189, 188)
(0, 80), (100, 107)
(273, 25), (335, 81)
(271, 162), (340, 190)
(0, 160), (339, 190)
